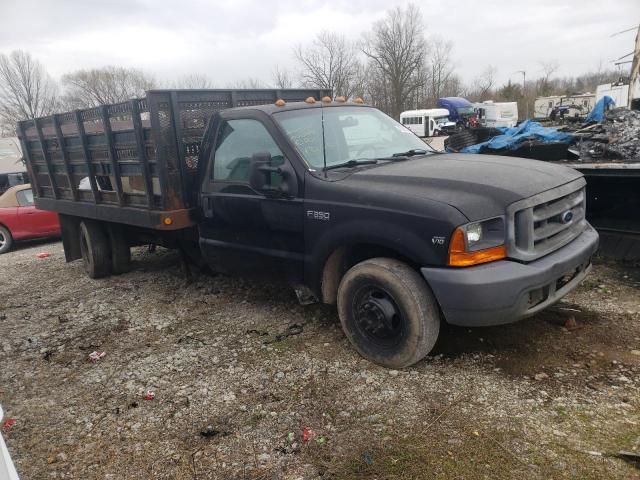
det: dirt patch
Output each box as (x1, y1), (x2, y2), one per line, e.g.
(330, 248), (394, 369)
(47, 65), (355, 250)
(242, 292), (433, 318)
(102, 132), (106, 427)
(1, 242), (639, 479)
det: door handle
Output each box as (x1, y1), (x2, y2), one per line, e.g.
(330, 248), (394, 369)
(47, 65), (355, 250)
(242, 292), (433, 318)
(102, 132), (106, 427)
(202, 197), (214, 218)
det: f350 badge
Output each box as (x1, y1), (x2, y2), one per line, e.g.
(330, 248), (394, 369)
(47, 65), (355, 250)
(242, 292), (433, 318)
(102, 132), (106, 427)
(307, 210), (330, 221)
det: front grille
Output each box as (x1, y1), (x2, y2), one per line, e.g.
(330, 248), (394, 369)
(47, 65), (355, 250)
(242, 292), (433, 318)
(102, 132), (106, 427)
(507, 178), (587, 262)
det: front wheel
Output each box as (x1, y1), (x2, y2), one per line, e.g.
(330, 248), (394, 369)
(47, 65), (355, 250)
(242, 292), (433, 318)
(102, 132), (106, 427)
(337, 258), (440, 368)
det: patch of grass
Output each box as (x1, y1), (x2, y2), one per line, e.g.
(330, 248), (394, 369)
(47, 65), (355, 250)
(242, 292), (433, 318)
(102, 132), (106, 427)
(304, 413), (640, 480)
(310, 427), (531, 480)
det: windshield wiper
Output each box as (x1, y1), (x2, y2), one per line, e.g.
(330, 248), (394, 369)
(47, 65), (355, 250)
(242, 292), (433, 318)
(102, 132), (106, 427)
(323, 159), (378, 171)
(391, 149), (427, 157)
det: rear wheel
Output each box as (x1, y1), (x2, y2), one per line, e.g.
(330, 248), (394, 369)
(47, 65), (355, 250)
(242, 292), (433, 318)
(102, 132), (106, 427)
(337, 258), (440, 368)
(107, 224), (131, 274)
(0, 225), (13, 254)
(79, 220), (111, 279)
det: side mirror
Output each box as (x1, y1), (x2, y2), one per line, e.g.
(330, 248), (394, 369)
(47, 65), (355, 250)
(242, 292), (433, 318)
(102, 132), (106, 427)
(249, 152), (297, 198)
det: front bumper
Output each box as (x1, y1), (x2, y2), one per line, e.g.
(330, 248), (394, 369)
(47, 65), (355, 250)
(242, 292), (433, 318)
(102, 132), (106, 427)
(420, 224), (599, 326)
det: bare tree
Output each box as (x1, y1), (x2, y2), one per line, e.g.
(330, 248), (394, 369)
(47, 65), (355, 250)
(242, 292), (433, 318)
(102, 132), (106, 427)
(426, 36), (454, 103)
(0, 50), (58, 135)
(172, 73), (215, 89)
(272, 65), (294, 89)
(361, 5), (427, 118)
(226, 77), (265, 89)
(537, 60), (559, 96)
(469, 65), (497, 101)
(61, 66), (155, 108)
(294, 31), (361, 97)
(440, 73), (465, 98)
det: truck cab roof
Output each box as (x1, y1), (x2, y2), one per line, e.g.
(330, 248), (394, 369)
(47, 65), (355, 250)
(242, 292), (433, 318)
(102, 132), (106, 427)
(224, 100), (371, 116)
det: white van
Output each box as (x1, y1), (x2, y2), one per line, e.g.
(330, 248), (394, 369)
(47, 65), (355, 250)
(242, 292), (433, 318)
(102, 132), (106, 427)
(473, 101), (518, 128)
(400, 109), (453, 137)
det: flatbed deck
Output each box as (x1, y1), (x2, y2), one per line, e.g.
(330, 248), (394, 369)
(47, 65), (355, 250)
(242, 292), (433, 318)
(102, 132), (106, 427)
(19, 88), (329, 230)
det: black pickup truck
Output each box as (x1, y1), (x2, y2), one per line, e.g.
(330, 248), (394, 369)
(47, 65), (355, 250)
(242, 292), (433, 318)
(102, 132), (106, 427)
(19, 89), (598, 368)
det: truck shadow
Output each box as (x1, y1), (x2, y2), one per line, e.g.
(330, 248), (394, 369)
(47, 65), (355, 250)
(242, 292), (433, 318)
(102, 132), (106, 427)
(7, 236), (61, 253)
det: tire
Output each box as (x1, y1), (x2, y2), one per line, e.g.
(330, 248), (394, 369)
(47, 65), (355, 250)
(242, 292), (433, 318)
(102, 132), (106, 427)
(107, 224), (131, 274)
(79, 220), (111, 279)
(0, 225), (13, 254)
(444, 130), (476, 152)
(337, 258), (440, 368)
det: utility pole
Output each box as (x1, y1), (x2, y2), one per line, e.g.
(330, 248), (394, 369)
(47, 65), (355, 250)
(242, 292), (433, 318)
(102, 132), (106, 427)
(516, 70), (528, 119)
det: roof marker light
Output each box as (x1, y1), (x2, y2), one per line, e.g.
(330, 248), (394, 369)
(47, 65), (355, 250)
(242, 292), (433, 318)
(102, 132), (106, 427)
(305, 96), (316, 104)
(335, 96), (346, 103)
(321, 96), (332, 103)
(353, 97), (364, 104)
(275, 99), (286, 107)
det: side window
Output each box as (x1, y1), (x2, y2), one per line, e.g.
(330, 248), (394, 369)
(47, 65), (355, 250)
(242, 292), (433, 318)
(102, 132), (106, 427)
(212, 119), (284, 182)
(16, 189), (34, 206)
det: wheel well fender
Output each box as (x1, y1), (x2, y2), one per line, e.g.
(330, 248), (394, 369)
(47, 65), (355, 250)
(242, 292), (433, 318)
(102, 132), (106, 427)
(318, 242), (421, 305)
(0, 221), (12, 240)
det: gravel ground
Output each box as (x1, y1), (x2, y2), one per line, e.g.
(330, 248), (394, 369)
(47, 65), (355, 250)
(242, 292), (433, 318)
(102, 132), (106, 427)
(1, 240), (639, 480)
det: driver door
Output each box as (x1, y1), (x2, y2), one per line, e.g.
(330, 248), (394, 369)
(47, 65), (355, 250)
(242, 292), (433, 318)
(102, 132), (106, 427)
(199, 116), (305, 277)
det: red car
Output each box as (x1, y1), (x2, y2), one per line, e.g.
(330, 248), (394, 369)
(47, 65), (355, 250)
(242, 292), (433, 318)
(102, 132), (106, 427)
(0, 184), (60, 254)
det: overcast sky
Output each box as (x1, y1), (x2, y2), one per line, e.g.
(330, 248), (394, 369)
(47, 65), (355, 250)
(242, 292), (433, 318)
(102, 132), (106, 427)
(0, 0), (637, 89)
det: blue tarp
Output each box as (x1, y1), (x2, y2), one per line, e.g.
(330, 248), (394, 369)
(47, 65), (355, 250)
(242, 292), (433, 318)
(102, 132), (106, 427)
(584, 95), (615, 123)
(461, 120), (574, 154)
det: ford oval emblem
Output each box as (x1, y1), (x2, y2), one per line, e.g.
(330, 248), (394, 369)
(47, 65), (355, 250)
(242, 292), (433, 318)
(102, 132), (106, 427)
(561, 210), (574, 224)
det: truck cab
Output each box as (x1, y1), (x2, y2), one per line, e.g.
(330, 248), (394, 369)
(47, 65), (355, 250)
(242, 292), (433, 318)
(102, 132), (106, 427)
(437, 97), (476, 129)
(197, 98), (598, 367)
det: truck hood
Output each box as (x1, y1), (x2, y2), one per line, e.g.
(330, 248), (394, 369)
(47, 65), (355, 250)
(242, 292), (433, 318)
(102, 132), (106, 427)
(343, 153), (583, 220)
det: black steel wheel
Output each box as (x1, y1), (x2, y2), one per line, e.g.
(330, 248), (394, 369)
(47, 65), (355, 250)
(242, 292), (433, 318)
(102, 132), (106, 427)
(352, 286), (404, 347)
(337, 258), (440, 368)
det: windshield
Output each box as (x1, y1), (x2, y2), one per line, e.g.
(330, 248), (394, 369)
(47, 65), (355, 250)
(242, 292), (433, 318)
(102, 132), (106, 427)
(273, 106), (431, 170)
(456, 106), (474, 116)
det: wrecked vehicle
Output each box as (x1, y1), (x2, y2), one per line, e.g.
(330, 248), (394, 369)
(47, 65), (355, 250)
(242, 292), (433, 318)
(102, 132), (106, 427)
(19, 89), (598, 368)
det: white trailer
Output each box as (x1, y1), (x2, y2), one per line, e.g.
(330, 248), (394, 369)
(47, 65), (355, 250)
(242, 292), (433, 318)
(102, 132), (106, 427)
(534, 95), (562, 119)
(596, 82), (630, 108)
(473, 101), (518, 128)
(400, 108), (453, 137)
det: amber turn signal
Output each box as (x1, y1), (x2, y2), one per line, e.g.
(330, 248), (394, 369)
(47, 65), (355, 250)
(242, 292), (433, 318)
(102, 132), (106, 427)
(163, 217), (173, 226)
(448, 227), (506, 267)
